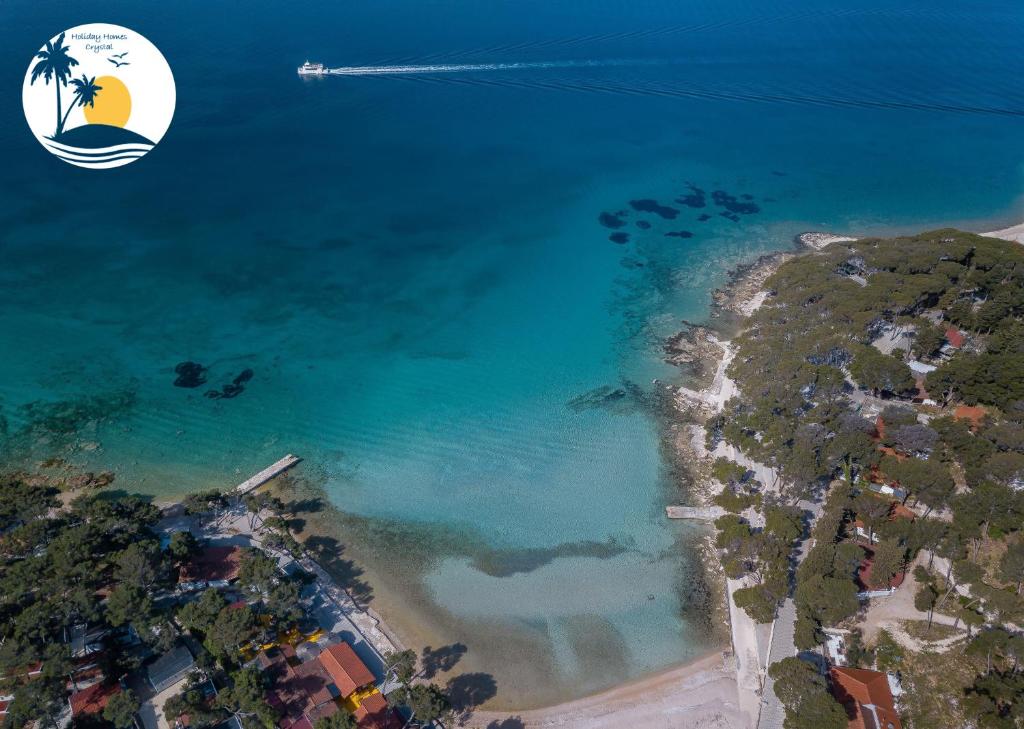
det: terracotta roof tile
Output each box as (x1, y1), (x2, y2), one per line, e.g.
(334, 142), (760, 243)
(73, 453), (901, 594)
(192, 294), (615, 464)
(830, 667), (902, 729)
(70, 682), (121, 716)
(318, 643), (375, 698)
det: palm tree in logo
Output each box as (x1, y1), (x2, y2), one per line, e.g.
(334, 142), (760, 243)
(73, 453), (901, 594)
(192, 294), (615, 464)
(59, 75), (103, 132)
(30, 32), (79, 137)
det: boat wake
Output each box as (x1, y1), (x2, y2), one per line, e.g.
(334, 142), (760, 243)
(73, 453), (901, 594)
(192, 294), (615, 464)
(322, 58), (659, 76)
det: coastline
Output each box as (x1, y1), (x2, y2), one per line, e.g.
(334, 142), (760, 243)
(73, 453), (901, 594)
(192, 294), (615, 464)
(662, 233), (839, 727)
(664, 220), (1024, 727)
(984, 222), (1024, 244)
(21, 222), (1023, 726)
(464, 650), (743, 729)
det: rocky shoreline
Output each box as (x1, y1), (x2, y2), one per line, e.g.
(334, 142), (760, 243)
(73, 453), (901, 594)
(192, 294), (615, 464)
(710, 251), (794, 318)
(662, 233), (840, 726)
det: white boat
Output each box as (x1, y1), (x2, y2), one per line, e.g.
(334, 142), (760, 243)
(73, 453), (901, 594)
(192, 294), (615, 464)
(298, 61), (326, 76)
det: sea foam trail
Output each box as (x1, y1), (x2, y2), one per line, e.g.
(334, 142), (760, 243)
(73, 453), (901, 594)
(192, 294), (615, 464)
(325, 58), (657, 76)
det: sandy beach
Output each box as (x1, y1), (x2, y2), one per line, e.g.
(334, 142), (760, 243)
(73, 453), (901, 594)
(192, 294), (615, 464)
(984, 222), (1024, 244)
(464, 651), (744, 729)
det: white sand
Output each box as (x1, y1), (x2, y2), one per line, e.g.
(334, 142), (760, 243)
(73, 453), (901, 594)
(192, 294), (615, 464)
(797, 231), (858, 250)
(984, 222), (1024, 244)
(465, 652), (750, 729)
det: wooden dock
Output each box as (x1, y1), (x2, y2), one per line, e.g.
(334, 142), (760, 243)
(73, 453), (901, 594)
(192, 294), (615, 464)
(234, 454), (301, 495)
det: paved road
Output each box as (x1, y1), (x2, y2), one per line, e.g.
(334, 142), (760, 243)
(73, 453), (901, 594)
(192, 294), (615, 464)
(755, 497), (823, 729)
(757, 598), (796, 729)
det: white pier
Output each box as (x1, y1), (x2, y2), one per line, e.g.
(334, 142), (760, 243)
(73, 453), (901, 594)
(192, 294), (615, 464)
(665, 505), (727, 521)
(234, 454), (301, 495)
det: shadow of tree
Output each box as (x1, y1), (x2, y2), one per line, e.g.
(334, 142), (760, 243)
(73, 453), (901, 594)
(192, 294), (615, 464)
(446, 672), (497, 720)
(420, 642), (467, 679)
(485, 718), (525, 729)
(285, 516), (307, 534)
(303, 534), (374, 605)
(286, 496), (326, 516)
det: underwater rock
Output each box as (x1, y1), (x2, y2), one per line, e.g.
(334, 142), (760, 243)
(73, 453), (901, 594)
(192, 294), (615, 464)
(609, 232), (630, 244)
(636, 220), (651, 230)
(665, 231), (694, 239)
(599, 211), (628, 229)
(201, 368), (254, 399)
(711, 190), (760, 215)
(697, 213), (712, 222)
(173, 361), (207, 388)
(566, 385), (627, 412)
(629, 199), (679, 219)
(720, 211), (741, 222)
(566, 382), (647, 415)
(218, 384), (243, 399)
(675, 184), (707, 208)
(65, 470), (115, 490)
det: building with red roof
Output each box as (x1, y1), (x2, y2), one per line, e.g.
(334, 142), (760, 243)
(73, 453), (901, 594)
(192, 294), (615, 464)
(257, 641), (382, 729)
(69, 681), (121, 717)
(830, 667), (903, 729)
(944, 327), (965, 349)
(258, 647), (336, 727)
(179, 545), (243, 589)
(353, 691), (402, 729)
(317, 643), (375, 699)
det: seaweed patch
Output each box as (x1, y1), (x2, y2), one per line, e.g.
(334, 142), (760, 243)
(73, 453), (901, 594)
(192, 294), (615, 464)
(629, 199), (679, 220)
(665, 231), (694, 239)
(598, 211), (628, 229)
(205, 368), (255, 400)
(173, 361), (207, 388)
(711, 190), (760, 215)
(675, 184), (707, 209)
(609, 232), (631, 244)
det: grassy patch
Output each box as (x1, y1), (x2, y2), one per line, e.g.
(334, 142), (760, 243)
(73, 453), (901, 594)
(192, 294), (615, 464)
(898, 642), (979, 729)
(900, 620), (964, 643)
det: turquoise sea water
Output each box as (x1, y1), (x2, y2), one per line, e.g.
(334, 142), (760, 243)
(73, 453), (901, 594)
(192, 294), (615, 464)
(2, 0), (1023, 707)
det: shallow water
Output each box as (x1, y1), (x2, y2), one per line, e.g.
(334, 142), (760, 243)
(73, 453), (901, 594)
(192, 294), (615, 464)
(2, 0), (1023, 708)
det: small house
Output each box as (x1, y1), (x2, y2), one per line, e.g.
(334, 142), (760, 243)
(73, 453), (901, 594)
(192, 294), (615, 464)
(317, 642), (376, 700)
(147, 644), (195, 694)
(179, 545), (243, 592)
(830, 666), (903, 729)
(69, 681), (122, 718)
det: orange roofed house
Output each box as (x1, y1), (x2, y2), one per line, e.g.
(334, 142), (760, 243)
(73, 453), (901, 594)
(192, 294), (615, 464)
(257, 641), (398, 729)
(830, 667), (902, 729)
(354, 691), (402, 729)
(69, 681), (122, 719)
(318, 642), (375, 699)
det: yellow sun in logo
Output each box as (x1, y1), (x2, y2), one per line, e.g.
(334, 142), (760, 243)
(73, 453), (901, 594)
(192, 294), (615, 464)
(83, 75), (131, 127)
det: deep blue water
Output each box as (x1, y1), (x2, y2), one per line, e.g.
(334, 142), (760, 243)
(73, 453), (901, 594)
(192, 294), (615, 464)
(2, 0), (1023, 708)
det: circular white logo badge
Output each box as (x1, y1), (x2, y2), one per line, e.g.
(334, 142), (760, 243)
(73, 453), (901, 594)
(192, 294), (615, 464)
(23, 24), (175, 169)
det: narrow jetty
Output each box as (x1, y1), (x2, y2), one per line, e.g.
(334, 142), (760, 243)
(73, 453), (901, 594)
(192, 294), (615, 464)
(665, 505), (726, 521)
(234, 454), (301, 495)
